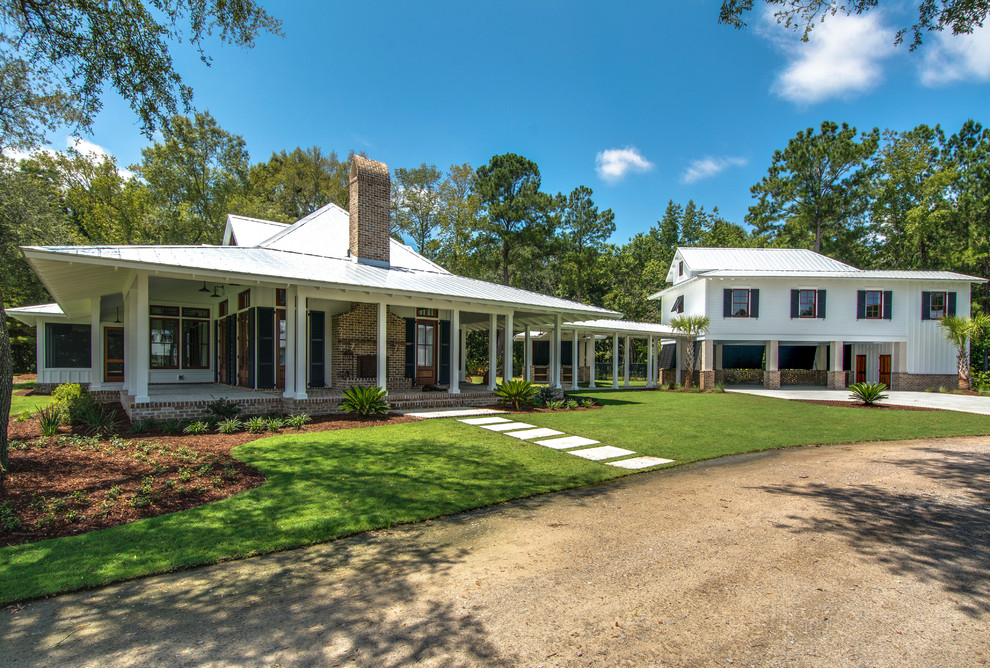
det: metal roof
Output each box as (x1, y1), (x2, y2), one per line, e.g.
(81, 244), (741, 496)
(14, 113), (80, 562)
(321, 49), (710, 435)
(6, 303), (66, 326)
(225, 215), (289, 247)
(678, 247), (858, 273)
(698, 269), (986, 281)
(564, 319), (680, 336)
(21, 245), (621, 318)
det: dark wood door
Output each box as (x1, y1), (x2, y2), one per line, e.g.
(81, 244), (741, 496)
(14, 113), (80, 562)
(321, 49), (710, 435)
(238, 312), (249, 387)
(879, 354), (891, 387)
(276, 309), (286, 390)
(416, 320), (437, 386)
(104, 327), (124, 383)
(855, 355), (867, 383)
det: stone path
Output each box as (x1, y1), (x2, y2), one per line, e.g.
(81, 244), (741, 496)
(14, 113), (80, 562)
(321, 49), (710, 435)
(404, 407), (508, 419)
(458, 416), (673, 469)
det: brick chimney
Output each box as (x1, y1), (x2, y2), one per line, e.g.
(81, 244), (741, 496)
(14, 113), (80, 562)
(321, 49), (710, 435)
(349, 155), (391, 266)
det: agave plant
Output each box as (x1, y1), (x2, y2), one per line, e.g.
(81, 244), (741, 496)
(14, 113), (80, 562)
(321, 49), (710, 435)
(848, 382), (889, 405)
(494, 379), (538, 410)
(340, 385), (390, 417)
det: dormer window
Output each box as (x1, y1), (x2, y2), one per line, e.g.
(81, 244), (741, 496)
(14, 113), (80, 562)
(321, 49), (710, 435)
(678, 261), (684, 277)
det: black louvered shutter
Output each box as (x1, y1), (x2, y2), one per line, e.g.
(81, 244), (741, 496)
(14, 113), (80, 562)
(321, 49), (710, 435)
(948, 292), (957, 316)
(225, 314), (236, 385)
(439, 320), (451, 385)
(246, 308), (256, 388)
(921, 292), (932, 320)
(404, 318), (415, 379)
(309, 311), (325, 388)
(883, 291), (893, 320)
(723, 289), (732, 318)
(817, 290), (826, 319)
(256, 307), (275, 389)
(750, 289), (759, 318)
(857, 291), (866, 320)
(790, 290), (799, 318)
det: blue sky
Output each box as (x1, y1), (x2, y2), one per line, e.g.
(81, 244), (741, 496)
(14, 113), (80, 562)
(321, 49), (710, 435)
(44, 1), (990, 243)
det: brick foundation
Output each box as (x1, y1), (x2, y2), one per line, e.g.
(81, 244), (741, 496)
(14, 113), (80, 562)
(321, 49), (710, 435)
(780, 370), (826, 386)
(764, 371), (781, 389)
(827, 371), (848, 390)
(889, 373), (959, 392)
(716, 369), (764, 385)
(699, 370), (716, 390)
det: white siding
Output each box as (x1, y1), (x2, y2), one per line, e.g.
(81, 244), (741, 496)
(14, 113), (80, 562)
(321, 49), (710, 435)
(659, 279), (707, 325)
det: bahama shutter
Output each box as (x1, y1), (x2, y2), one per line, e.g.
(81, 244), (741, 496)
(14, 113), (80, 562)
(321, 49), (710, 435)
(790, 290), (799, 318)
(404, 318), (415, 379)
(246, 308), (256, 388)
(883, 291), (893, 320)
(723, 289), (732, 317)
(817, 290), (826, 319)
(948, 292), (957, 316)
(921, 292), (932, 320)
(561, 339), (573, 365)
(309, 311), (325, 388)
(857, 290), (866, 319)
(255, 306), (275, 389)
(439, 320), (451, 385)
(750, 289), (759, 318)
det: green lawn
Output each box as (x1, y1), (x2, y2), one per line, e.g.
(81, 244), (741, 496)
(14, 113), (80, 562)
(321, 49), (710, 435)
(9, 380), (54, 416)
(4, 389), (990, 604)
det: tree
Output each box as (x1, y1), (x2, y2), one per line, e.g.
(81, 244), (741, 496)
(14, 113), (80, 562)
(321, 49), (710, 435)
(436, 163), (481, 277)
(718, 0), (990, 49)
(558, 186), (615, 303)
(135, 112), (250, 244)
(945, 120), (990, 312)
(747, 121), (879, 256)
(244, 147), (351, 222)
(474, 153), (553, 286)
(939, 313), (989, 389)
(391, 163), (444, 259)
(0, 0), (281, 150)
(668, 315), (711, 390)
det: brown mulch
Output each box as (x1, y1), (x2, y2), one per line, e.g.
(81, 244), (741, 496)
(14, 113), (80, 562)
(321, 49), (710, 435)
(1, 411), (417, 547)
(791, 399), (943, 411)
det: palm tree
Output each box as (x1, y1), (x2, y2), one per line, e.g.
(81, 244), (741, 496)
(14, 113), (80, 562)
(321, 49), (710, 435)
(939, 313), (989, 390)
(668, 315), (711, 389)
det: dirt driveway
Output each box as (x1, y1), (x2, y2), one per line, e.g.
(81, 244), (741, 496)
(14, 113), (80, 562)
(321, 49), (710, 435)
(3, 436), (989, 667)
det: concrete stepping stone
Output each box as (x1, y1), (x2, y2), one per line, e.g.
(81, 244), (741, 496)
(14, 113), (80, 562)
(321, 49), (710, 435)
(409, 408), (507, 420)
(607, 456), (675, 469)
(567, 446), (636, 461)
(534, 436), (600, 450)
(481, 422), (536, 432)
(459, 416), (511, 425)
(504, 427), (564, 440)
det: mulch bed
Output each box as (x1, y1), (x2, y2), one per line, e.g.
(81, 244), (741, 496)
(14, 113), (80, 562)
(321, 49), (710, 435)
(791, 399), (943, 411)
(1, 411), (416, 548)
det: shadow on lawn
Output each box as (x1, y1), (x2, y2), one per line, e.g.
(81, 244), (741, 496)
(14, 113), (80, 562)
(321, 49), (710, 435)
(757, 447), (990, 617)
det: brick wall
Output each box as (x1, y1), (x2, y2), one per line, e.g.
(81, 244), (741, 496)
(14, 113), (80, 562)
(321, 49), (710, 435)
(349, 156), (391, 264)
(331, 303), (412, 391)
(781, 370), (827, 386)
(890, 373), (959, 392)
(716, 369), (764, 385)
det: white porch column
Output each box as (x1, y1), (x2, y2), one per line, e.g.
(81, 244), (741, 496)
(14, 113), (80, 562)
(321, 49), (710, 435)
(524, 327), (532, 382)
(504, 311), (514, 382)
(571, 329), (579, 390)
(589, 336), (597, 388)
(623, 336), (631, 387)
(459, 327), (467, 382)
(612, 332), (619, 389)
(134, 272), (150, 404)
(647, 336), (655, 388)
(450, 308), (461, 394)
(294, 290), (308, 400)
(830, 341), (844, 372)
(553, 313), (563, 389)
(283, 287), (296, 399)
(488, 313), (497, 390)
(122, 293), (132, 393)
(90, 298), (101, 389)
(377, 302), (388, 394)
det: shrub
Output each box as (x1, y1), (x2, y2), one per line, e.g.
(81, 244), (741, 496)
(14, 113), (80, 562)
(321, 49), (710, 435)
(546, 399), (565, 410)
(494, 379), (538, 410)
(183, 421), (210, 435)
(207, 397), (241, 421)
(217, 418), (243, 434)
(286, 413), (311, 429)
(160, 419), (181, 435)
(37, 405), (63, 436)
(848, 382), (889, 405)
(340, 385), (390, 417)
(75, 401), (118, 436)
(52, 382), (85, 411)
(579, 397), (596, 408)
(266, 417), (285, 433)
(106, 485), (122, 502)
(712, 382), (726, 393)
(536, 386), (557, 407)
(131, 418), (157, 434)
(246, 416), (268, 434)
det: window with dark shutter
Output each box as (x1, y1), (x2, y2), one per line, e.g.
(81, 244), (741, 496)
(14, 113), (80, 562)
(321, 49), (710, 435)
(671, 295), (684, 313)
(926, 291), (947, 320)
(883, 290), (893, 319)
(817, 290), (826, 319)
(865, 291), (883, 319)
(790, 290), (799, 318)
(798, 290), (816, 318)
(857, 290), (867, 320)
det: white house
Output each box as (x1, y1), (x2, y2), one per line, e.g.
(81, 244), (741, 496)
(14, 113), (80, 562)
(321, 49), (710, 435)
(9, 156), (680, 420)
(650, 247), (986, 391)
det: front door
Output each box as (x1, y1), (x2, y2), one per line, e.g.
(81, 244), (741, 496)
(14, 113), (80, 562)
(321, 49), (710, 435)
(238, 312), (249, 387)
(103, 327), (124, 383)
(416, 320), (437, 386)
(855, 355), (867, 383)
(879, 354), (891, 387)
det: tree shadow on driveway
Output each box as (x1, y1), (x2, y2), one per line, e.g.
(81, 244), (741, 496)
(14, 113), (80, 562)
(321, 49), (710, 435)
(756, 447), (990, 617)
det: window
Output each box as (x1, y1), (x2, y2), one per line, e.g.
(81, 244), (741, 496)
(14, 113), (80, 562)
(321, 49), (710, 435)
(417, 323), (435, 366)
(45, 323), (91, 368)
(670, 295), (684, 314)
(799, 290), (817, 318)
(929, 291), (947, 319)
(238, 290), (250, 310)
(150, 317), (179, 368)
(865, 291), (883, 319)
(678, 261), (684, 277)
(731, 289), (750, 317)
(276, 288), (286, 307)
(182, 320), (210, 369)
(417, 307), (438, 318)
(150, 305), (210, 369)
(219, 299), (228, 317)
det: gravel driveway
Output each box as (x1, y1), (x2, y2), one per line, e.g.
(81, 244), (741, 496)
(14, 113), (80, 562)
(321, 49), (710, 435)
(3, 436), (989, 667)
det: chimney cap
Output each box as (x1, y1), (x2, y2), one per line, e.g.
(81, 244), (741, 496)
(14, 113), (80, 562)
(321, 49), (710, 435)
(349, 155), (389, 186)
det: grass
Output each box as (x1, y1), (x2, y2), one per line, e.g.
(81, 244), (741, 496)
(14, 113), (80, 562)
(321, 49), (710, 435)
(9, 379), (55, 416)
(5, 389), (990, 604)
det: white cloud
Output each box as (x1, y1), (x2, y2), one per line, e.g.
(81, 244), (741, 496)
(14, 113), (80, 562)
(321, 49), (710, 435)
(920, 23), (990, 86)
(682, 156), (748, 184)
(595, 147), (654, 183)
(765, 11), (896, 104)
(67, 136), (134, 179)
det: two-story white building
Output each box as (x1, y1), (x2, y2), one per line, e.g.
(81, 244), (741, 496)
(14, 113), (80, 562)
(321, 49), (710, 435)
(650, 247), (985, 391)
